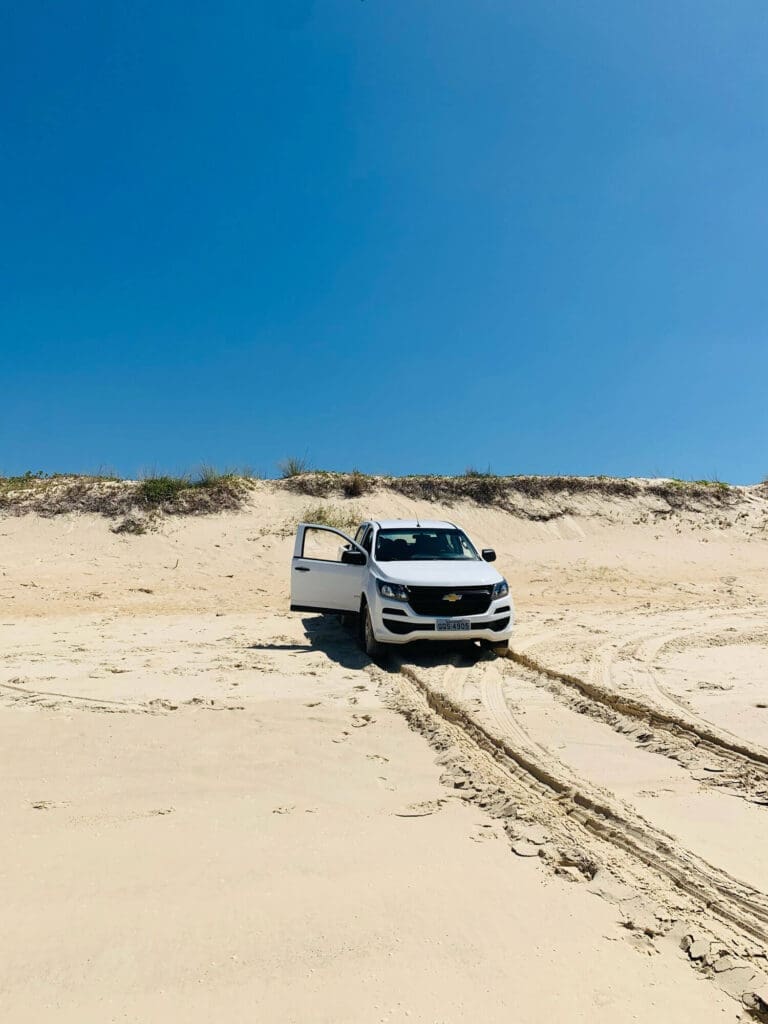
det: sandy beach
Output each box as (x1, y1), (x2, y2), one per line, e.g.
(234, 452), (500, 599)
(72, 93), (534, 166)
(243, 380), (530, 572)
(2, 478), (767, 1021)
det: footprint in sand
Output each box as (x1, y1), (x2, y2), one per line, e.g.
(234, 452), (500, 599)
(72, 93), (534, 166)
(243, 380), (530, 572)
(470, 824), (499, 843)
(394, 798), (448, 818)
(351, 713), (374, 728)
(510, 840), (540, 857)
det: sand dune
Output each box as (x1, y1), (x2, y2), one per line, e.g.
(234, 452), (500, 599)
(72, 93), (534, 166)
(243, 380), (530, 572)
(1, 479), (767, 1021)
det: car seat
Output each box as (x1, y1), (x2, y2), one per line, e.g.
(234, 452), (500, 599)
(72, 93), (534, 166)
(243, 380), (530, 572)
(392, 538), (409, 560)
(377, 538), (395, 561)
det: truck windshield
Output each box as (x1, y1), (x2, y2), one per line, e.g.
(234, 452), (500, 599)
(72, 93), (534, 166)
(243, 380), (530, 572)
(375, 528), (479, 562)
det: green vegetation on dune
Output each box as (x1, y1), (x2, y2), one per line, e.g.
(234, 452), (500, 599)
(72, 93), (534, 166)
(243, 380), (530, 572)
(299, 503), (361, 533)
(136, 468), (247, 507)
(281, 470), (740, 510)
(0, 467), (252, 521)
(137, 475), (191, 505)
(0, 466), (756, 525)
(279, 455), (311, 478)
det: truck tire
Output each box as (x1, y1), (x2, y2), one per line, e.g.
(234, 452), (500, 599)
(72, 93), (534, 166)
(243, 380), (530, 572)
(361, 601), (385, 661)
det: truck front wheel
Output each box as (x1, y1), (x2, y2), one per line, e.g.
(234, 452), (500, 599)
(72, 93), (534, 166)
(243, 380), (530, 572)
(361, 602), (385, 661)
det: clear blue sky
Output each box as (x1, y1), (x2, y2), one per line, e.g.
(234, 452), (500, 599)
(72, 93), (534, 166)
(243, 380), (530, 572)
(1, 1), (766, 482)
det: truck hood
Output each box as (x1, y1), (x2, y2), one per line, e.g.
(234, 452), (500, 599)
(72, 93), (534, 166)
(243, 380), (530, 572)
(375, 560), (503, 587)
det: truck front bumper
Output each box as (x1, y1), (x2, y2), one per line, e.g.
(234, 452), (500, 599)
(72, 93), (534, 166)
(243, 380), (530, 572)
(375, 603), (514, 645)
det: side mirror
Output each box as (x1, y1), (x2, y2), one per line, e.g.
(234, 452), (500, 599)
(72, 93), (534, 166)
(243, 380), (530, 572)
(481, 548), (496, 562)
(341, 549), (366, 566)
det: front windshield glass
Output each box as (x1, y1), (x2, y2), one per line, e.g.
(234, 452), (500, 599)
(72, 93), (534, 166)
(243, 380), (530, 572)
(375, 528), (479, 562)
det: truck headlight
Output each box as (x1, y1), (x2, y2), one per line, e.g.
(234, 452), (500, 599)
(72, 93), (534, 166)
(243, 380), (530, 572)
(492, 579), (509, 600)
(376, 579), (409, 602)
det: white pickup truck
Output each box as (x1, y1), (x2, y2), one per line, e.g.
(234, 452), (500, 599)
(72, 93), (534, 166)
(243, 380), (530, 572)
(290, 518), (513, 658)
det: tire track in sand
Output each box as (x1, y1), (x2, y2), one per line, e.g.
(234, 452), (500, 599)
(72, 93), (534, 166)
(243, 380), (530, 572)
(504, 645), (768, 807)
(391, 655), (768, 950)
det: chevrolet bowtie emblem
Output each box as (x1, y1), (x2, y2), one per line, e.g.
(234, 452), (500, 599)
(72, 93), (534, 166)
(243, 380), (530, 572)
(443, 593), (462, 602)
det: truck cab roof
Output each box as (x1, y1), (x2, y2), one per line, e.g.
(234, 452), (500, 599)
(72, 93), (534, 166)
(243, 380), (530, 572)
(365, 519), (456, 530)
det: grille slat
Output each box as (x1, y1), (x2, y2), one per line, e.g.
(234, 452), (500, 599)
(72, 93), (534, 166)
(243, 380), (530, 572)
(407, 585), (492, 617)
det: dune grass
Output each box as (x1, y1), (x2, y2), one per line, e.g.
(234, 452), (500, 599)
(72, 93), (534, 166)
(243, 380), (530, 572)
(279, 455), (311, 478)
(0, 466), (252, 520)
(299, 503), (361, 533)
(136, 467), (248, 507)
(281, 470), (740, 511)
(0, 466), (754, 524)
(137, 475), (191, 505)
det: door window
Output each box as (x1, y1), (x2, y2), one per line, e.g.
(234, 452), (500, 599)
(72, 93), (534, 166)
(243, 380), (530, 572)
(301, 527), (353, 563)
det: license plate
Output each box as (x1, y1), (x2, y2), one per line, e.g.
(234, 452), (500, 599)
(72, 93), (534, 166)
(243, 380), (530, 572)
(436, 619), (471, 632)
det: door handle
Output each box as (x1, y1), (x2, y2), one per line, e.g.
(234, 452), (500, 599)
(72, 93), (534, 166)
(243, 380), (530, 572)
(295, 566), (310, 572)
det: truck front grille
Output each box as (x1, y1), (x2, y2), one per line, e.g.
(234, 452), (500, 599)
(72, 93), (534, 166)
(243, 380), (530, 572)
(406, 585), (493, 617)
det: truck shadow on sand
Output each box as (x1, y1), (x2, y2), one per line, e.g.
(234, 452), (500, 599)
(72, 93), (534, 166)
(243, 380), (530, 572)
(295, 614), (371, 670)
(282, 613), (489, 674)
(246, 615), (360, 661)
(246, 615), (365, 669)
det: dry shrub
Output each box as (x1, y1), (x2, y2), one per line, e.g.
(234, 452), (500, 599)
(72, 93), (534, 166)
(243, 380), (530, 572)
(0, 471), (250, 519)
